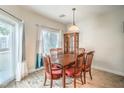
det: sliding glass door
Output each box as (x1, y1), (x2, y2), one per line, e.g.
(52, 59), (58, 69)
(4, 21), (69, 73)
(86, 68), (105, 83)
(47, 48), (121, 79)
(0, 19), (15, 86)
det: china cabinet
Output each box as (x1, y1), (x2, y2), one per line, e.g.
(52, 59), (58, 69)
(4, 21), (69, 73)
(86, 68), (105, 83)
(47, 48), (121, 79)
(64, 32), (79, 54)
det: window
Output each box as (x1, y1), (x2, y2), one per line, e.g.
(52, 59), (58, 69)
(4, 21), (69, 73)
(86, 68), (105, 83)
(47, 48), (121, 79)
(35, 26), (61, 69)
(0, 19), (14, 51)
(42, 28), (61, 54)
(0, 36), (9, 49)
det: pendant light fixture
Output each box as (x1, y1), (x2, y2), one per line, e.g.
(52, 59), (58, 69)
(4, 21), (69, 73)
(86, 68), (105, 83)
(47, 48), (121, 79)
(68, 8), (79, 33)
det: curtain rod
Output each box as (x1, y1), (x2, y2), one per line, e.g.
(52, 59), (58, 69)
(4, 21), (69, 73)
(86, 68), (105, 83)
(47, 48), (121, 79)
(36, 24), (60, 31)
(0, 8), (23, 22)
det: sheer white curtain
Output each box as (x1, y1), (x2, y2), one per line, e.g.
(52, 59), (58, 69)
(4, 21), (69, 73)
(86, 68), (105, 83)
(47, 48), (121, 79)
(36, 25), (43, 55)
(15, 22), (28, 81)
(35, 25), (43, 69)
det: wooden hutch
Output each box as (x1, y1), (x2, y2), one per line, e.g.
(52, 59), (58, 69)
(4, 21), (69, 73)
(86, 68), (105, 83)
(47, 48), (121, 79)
(64, 32), (79, 54)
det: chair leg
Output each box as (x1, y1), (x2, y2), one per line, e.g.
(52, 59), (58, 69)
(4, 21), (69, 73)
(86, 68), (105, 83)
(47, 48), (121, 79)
(44, 73), (47, 86)
(89, 69), (92, 80)
(50, 79), (53, 88)
(83, 71), (86, 84)
(80, 73), (83, 85)
(74, 77), (76, 88)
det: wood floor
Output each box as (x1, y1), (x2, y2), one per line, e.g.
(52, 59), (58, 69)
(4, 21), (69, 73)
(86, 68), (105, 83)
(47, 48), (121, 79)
(5, 68), (124, 88)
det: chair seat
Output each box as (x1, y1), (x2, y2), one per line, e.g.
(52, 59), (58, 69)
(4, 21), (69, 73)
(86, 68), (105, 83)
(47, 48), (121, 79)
(46, 68), (62, 79)
(82, 64), (90, 72)
(52, 64), (62, 69)
(65, 67), (81, 77)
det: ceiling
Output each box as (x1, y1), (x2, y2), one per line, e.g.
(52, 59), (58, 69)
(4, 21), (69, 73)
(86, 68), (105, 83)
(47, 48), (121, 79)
(23, 5), (124, 24)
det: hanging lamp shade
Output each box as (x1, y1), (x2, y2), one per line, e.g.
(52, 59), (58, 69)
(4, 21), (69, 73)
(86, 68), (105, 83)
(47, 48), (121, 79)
(68, 24), (79, 32)
(67, 8), (79, 33)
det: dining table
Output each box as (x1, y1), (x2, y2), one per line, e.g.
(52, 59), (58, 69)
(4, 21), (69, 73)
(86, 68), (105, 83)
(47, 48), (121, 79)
(51, 53), (78, 88)
(50, 48), (93, 87)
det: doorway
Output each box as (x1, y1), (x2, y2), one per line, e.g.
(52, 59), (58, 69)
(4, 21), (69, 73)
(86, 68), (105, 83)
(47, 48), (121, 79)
(0, 18), (16, 86)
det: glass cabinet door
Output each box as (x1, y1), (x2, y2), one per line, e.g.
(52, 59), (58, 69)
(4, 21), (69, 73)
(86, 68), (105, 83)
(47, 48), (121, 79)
(64, 32), (79, 54)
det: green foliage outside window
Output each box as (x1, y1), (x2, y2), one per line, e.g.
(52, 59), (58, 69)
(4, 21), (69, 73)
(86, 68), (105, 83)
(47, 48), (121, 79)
(0, 26), (10, 35)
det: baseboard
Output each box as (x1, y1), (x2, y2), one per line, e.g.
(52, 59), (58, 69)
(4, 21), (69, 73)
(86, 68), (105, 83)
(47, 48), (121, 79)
(28, 67), (44, 74)
(93, 65), (124, 76)
(0, 77), (14, 87)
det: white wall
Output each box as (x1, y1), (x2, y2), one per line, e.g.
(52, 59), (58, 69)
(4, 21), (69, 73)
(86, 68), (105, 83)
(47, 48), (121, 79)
(0, 5), (66, 73)
(78, 9), (124, 76)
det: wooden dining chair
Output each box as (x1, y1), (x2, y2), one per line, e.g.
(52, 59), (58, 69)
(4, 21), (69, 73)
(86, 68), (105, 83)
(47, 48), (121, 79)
(83, 51), (95, 84)
(65, 53), (85, 88)
(43, 55), (63, 88)
(50, 48), (63, 56)
(50, 48), (63, 68)
(68, 48), (85, 68)
(50, 48), (63, 53)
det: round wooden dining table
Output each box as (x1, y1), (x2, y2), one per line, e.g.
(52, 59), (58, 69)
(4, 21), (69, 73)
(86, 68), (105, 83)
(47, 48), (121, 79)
(51, 53), (77, 88)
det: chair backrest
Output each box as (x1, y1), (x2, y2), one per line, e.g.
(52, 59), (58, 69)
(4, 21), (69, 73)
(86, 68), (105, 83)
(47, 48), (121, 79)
(50, 48), (63, 55)
(85, 51), (94, 68)
(79, 48), (85, 54)
(50, 48), (63, 62)
(43, 55), (52, 74)
(74, 53), (85, 72)
(50, 48), (62, 52)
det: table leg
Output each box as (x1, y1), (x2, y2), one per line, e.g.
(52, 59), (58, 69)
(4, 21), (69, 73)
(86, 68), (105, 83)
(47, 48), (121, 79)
(62, 67), (66, 88)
